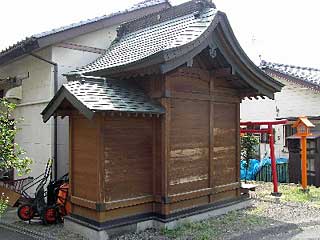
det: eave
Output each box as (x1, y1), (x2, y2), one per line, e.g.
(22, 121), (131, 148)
(41, 86), (94, 123)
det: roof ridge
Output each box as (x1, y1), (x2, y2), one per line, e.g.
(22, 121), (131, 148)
(261, 60), (320, 72)
(69, 5), (217, 76)
(260, 60), (320, 89)
(116, 0), (216, 38)
(33, 0), (170, 39)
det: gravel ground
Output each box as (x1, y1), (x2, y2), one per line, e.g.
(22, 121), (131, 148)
(2, 182), (320, 239)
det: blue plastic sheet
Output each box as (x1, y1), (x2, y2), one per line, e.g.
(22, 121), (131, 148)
(240, 158), (288, 181)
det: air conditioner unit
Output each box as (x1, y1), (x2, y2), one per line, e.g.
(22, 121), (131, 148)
(5, 86), (22, 101)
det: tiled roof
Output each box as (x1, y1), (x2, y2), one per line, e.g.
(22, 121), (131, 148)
(71, 1), (217, 75)
(260, 61), (320, 87)
(0, 0), (170, 56)
(42, 76), (165, 121)
(64, 77), (164, 114)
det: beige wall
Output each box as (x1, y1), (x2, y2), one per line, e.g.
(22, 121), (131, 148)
(0, 25), (119, 183)
(0, 47), (54, 182)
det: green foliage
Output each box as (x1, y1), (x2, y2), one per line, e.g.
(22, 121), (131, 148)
(0, 192), (9, 216)
(280, 184), (320, 206)
(241, 133), (259, 162)
(0, 98), (32, 176)
(161, 210), (267, 239)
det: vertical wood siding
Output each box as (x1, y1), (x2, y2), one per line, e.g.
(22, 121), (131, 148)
(71, 115), (100, 201)
(103, 116), (153, 201)
(169, 98), (210, 194)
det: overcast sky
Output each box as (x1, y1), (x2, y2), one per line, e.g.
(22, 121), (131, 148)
(0, 0), (319, 68)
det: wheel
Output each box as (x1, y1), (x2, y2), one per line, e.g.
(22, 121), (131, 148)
(17, 204), (34, 221)
(43, 206), (57, 224)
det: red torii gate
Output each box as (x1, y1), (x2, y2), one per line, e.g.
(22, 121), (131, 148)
(240, 120), (288, 195)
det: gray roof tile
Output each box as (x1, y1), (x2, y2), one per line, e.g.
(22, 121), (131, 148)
(72, 6), (217, 75)
(261, 61), (320, 87)
(64, 77), (165, 114)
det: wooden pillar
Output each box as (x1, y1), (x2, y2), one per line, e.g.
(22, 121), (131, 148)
(69, 116), (73, 213)
(301, 136), (308, 190)
(97, 114), (105, 203)
(159, 98), (170, 214)
(160, 75), (171, 215)
(235, 102), (241, 196)
(209, 73), (214, 202)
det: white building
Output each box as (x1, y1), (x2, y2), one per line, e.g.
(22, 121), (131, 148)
(241, 61), (320, 159)
(0, 0), (170, 182)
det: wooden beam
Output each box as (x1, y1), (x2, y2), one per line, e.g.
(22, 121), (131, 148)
(171, 91), (210, 101)
(211, 68), (232, 78)
(168, 188), (212, 203)
(104, 195), (154, 211)
(213, 182), (240, 194)
(71, 196), (97, 210)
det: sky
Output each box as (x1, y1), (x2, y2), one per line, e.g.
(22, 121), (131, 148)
(0, 0), (319, 68)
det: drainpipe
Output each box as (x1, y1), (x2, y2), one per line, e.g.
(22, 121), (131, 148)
(30, 53), (58, 181)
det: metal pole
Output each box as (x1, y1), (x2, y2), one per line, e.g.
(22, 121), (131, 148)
(301, 136), (307, 190)
(269, 124), (279, 195)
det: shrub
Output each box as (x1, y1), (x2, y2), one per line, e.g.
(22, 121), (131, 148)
(0, 98), (32, 175)
(0, 193), (9, 216)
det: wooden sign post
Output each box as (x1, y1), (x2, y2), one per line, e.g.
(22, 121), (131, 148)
(292, 116), (314, 190)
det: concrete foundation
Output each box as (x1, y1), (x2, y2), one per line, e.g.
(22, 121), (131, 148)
(64, 198), (252, 240)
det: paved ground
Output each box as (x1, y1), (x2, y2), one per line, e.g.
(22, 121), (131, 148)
(0, 225), (35, 240)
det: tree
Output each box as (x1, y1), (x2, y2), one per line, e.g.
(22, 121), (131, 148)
(240, 133), (259, 182)
(0, 98), (32, 176)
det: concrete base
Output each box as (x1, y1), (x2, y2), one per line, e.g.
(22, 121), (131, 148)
(64, 199), (252, 240)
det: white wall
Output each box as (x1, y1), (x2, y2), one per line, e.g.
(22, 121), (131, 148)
(241, 76), (320, 159)
(0, 47), (54, 183)
(0, 24), (123, 182)
(51, 25), (118, 177)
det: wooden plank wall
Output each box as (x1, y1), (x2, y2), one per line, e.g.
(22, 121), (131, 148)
(165, 66), (241, 213)
(103, 116), (153, 201)
(169, 77), (210, 195)
(70, 114), (104, 221)
(71, 115), (100, 201)
(69, 66), (242, 222)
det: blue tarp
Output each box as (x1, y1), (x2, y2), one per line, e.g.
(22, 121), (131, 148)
(240, 157), (288, 181)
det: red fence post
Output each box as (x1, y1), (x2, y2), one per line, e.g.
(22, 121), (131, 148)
(269, 124), (280, 196)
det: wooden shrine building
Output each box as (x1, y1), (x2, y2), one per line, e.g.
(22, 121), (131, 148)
(42, 0), (283, 237)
